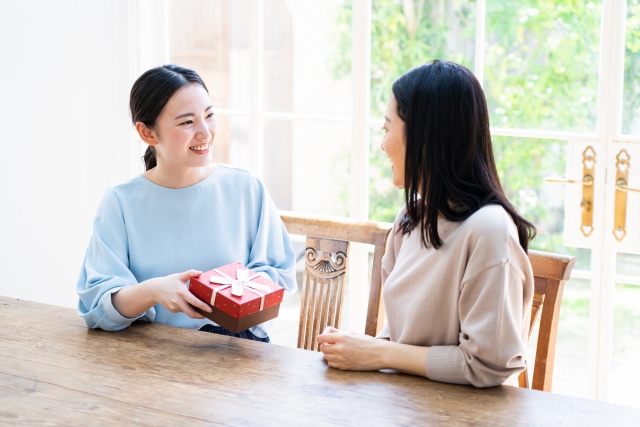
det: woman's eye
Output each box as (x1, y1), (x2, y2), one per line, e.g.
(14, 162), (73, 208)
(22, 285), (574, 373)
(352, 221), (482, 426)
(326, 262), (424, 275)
(206, 112), (215, 118)
(180, 120), (193, 125)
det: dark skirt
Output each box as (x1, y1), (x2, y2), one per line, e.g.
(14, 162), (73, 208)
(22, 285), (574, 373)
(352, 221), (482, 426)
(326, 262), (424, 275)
(199, 324), (270, 343)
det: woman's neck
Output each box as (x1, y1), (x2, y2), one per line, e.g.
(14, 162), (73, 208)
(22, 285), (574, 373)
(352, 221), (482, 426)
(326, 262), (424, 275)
(142, 163), (217, 189)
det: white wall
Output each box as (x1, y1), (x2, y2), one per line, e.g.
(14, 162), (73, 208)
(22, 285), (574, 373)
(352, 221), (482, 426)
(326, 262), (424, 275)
(0, 1), (159, 308)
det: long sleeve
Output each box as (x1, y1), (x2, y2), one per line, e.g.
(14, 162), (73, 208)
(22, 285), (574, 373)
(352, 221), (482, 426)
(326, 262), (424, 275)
(381, 204), (533, 388)
(245, 178), (297, 337)
(76, 189), (155, 331)
(426, 257), (529, 387)
(76, 167), (297, 336)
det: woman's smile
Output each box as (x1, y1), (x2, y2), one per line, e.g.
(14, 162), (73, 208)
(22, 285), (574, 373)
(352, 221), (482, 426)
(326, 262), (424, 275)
(189, 142), (210, 154)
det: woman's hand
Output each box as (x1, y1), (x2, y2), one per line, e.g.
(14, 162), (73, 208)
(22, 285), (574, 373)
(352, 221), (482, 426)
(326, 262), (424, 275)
(112, 269), (212, 319)
(150, 270), (212, 319)
(317, 326), (430, 377)
(317, 327), (386, 371)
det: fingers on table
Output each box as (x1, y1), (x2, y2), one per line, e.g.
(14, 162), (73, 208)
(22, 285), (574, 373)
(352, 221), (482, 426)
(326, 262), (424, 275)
(318, 333), (344, 349)
(325, 354), (348, 370)
(320, 344), (350, 370)
(327, 361), (345, 370)
(320, 342), (339, 354)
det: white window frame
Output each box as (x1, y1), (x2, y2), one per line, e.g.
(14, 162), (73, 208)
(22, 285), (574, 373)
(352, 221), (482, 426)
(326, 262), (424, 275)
(150, 0), (634, 402)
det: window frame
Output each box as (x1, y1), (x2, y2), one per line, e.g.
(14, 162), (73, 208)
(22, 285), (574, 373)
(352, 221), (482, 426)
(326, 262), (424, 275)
(154, 0), (634, 402)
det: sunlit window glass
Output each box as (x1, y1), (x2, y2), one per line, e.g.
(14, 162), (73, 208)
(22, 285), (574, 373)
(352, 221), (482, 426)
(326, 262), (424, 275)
(263, 0), (352, 117)
(264, 120), (352, 215)
(169, 0), (252, 168)
(170, 0), (251, 110)
(610, 253), (640, 407)
(622, 0), (640, 135)
(484, 1), (602, 132)
(366, 0), (477, 118)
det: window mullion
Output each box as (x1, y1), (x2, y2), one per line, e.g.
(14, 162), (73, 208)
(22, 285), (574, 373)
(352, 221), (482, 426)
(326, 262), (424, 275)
(474, 0), (486, 86)
(589, 0), (628, 402)
(348, 0), (372, 334)
(351, 0), (371, 222)
(249, 0), (264, 179)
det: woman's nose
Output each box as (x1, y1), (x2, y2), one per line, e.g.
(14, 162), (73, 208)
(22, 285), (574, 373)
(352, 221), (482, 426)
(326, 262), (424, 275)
(195, 120), (210, 140)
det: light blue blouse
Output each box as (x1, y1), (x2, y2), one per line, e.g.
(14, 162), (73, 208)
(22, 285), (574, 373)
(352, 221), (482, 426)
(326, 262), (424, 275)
(76, 164), (297, 338)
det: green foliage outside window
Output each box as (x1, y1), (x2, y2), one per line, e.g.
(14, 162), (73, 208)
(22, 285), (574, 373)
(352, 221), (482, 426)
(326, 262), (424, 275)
(328, 2), (640, 399)
(624, 0), (640, 134)
(484, 0), (600, 132)
(327, 0), (640, 254)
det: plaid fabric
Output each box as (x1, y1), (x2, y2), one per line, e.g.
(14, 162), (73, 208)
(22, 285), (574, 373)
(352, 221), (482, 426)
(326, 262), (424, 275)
(199, 324), (270, 343)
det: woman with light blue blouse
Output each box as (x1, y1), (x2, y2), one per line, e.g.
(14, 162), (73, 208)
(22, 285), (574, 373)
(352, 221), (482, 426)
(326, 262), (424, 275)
(76, 65), (297, 342)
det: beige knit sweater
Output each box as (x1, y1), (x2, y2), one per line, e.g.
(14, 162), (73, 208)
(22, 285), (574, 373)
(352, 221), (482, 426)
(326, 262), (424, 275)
(377, 204), (534, 387)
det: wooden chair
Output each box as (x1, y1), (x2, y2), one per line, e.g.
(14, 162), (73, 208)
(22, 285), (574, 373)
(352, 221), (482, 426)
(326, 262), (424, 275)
(280, 211), (576, 393)
(518, 250), (577, 392)
(279, 211), (392, 351)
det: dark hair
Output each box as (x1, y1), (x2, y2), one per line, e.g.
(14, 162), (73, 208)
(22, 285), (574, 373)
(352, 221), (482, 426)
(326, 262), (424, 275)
(130, 64), (208, 171)
(392, 60), (536, 252)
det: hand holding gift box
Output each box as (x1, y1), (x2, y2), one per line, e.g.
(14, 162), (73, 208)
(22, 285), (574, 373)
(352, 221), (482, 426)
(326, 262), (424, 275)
(189, 262), (285, 334)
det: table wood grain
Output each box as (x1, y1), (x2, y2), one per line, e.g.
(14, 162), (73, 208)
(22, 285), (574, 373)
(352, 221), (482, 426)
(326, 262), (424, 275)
(0, 296), (638, 426)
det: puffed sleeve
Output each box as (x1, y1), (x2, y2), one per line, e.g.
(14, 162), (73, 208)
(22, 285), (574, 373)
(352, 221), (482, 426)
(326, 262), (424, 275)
(76, 188), (155, 331)
(426, 235), (531, 387)
(244, 177), (297, 338)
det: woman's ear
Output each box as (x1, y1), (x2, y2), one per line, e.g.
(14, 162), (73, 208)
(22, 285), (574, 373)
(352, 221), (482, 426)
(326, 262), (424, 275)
(135, 122), (157, 147)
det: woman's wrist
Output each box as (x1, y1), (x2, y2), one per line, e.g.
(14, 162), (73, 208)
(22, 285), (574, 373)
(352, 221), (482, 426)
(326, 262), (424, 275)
(377, 339), (394, 369)
(378, 340), (430, 377)
(112, 279), (159, 318)
(139, 277), (160, 306)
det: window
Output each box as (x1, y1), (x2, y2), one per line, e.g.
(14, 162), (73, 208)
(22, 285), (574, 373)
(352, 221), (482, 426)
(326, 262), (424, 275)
(162, 0), (640, 405)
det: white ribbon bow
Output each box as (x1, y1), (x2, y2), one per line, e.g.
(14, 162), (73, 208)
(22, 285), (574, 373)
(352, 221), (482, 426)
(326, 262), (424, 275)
(209, 268), (272, 310)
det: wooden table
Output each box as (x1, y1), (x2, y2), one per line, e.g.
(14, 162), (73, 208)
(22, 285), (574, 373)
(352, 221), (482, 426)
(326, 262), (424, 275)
(1, 297), (638, 426)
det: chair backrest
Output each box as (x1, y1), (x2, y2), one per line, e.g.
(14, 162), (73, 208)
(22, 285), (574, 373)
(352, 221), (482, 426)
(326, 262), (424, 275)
(519, 250), (577, 392)
(280, 211), (576, 389)
(279, 211), (392, 351)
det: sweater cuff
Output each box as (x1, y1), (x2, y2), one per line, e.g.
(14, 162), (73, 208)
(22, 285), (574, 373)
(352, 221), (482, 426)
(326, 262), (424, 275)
(427, 346), (470, 385)
(99, 287), (146, 326)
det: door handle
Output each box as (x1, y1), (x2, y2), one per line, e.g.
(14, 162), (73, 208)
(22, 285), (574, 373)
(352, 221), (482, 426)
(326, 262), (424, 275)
(615, 180), (640, 194)
(546, 146), (596, 237)
(613, 150), (633, 242)
(546, 176), (593, 186)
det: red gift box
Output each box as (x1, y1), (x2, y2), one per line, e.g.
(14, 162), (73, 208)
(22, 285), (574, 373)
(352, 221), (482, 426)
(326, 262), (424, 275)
(189, 262), (285, 334)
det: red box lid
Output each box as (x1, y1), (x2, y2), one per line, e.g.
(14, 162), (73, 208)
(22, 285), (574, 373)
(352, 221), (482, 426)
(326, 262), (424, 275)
(189, 262), (285, 319)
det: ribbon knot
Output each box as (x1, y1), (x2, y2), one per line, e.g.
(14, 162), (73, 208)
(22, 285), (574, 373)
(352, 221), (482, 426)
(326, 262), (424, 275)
(209, 268), (272, 310)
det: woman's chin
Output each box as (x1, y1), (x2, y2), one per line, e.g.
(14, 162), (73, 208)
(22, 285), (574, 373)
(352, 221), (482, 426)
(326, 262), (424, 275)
(187, 157), (212, 169)
(391, 176), (404, 189)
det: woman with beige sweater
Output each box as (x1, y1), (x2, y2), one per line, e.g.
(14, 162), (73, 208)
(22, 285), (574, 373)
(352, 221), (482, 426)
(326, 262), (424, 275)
(317, 60), (535, 388)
